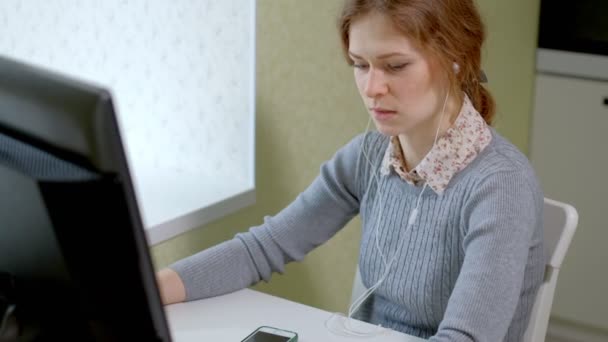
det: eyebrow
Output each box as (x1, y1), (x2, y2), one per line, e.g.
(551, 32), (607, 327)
(348, 51), (410, 59)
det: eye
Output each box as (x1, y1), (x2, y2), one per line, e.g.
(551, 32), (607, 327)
(387, 63), (408, 72)
(352, 63), (369, 70)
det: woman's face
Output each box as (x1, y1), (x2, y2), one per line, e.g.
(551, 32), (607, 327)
(348, 11), (450, 137)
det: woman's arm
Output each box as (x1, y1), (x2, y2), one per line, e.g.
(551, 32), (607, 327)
(430, 170), (544, 342)
(166, 133), (368, 302)
(156, 268), (186, 305)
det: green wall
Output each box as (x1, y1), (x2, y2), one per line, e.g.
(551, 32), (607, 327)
(478, 0), (541, 153)
(151, 0), (541, 314)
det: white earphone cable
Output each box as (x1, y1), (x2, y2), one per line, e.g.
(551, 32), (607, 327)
(326, 88), (451, 338)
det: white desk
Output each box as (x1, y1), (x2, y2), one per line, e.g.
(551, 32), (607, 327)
(166, 288), (427, 341)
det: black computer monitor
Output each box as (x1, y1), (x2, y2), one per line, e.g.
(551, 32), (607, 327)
(0, 56), (171, 341)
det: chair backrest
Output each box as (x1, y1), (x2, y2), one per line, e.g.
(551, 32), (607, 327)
(350, 197), (578, 342)
(522, 198), (578, 342)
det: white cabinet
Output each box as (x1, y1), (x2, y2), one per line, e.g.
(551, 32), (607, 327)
(530, 74), (608, 330)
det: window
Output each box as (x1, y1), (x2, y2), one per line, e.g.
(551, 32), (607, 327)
(0, 0), (256, 244)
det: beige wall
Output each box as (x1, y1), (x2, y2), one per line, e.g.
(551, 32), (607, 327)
(477, 0), (541, 153)
(151, 0), (541, 314)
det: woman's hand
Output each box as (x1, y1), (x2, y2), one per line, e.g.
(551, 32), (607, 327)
(156, 268), (186, 305)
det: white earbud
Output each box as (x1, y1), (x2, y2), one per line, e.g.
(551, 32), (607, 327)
(453, 62), (460, 74)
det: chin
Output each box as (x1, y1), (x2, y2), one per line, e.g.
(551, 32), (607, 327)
(373, 122), (406, 137)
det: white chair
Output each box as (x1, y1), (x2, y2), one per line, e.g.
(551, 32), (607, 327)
(350, 197), (578, 342)
(522, 198), (578, 342)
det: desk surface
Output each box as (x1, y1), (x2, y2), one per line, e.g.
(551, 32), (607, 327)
(166, 288), (427, 341)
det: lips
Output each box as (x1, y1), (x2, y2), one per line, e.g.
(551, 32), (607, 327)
(371, 108), (396, 114)
(370, 107), (397, 119)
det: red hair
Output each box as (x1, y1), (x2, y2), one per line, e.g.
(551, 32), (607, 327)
(338, 0), (495, 124)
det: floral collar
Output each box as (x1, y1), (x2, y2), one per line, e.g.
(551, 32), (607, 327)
(380, 94), (492, 194)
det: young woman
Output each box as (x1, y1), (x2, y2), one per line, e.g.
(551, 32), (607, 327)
(157, 1), (544, 340)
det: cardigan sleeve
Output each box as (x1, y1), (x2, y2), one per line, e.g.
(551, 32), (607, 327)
(169, 134), (365, 301)
(429, 169), (544, 341)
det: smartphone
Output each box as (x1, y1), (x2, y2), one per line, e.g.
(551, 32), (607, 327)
(240, 326), (298, 342)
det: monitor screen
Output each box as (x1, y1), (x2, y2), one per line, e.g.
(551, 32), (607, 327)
(0, 56), (171, 341)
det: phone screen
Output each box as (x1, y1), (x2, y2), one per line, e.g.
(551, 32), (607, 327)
(242, 331), (292, 342)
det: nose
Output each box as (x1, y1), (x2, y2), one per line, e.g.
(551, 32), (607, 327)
(363, 68), (389, 98)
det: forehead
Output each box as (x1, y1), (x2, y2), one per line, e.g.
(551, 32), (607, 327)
(348, 11), (422, 58)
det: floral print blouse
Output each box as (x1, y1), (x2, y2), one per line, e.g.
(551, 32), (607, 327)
(380, 94), (493, 195)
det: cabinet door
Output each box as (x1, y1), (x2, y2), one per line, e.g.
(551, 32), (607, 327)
(530, 74), (608, 330)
